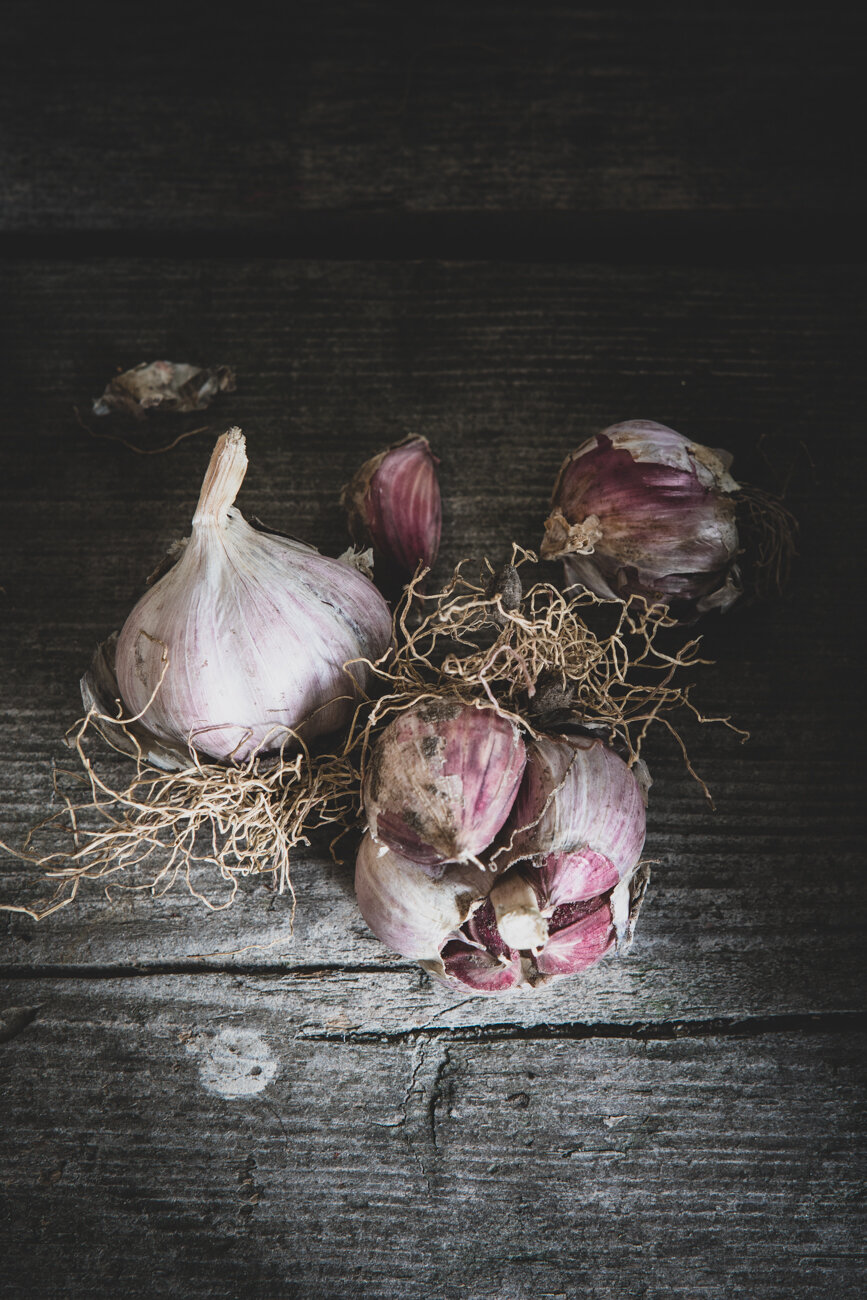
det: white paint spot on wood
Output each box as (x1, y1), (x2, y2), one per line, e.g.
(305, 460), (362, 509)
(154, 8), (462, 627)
(192, 1027), (279, 1099)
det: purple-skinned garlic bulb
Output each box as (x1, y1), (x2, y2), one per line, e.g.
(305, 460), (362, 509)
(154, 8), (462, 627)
(115, 428), (393, 763)
(341, 435), (441, 589)
(355, 832), (649, 995)
(541, 420), (742, 617)
(362, 699), (527, 870)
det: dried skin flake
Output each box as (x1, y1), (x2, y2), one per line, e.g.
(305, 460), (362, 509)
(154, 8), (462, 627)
(93, 361), (236, 418)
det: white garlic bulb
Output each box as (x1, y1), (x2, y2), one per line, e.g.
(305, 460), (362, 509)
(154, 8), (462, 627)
(115, 428), (393, 762)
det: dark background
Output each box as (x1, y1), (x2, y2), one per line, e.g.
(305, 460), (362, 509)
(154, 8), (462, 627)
(1, 4), (864, 1297)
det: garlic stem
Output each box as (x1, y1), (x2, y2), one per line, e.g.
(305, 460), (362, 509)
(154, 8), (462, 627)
(192, 427), (248, 528)
(489, 871), (548, 952)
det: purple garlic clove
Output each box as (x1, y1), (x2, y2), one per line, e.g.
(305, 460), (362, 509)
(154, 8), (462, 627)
(354, 835), (524, 994)
(535, 847), (620, 905)
(354, 832), (490, 961)
(363, 699), (527, 869)
(498, 734), (646, 886)
(541, 419), (742, 618)
(532, 894), (616, 976)
(342, 434), (442, 589)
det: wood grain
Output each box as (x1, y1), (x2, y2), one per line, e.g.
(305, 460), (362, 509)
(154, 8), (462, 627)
(0, 3), (860, 233)
(0, 977), (863, 1298)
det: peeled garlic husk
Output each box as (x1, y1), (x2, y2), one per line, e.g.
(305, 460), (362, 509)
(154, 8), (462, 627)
(115, 428), (393, 763)
(541, 419), (742, 617)
(362, 699), (527, 869)
(341, 434), (442, 588)
(498, 735), (646, 889)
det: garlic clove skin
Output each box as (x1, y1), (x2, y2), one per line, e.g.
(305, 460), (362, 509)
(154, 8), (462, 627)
(354, 832), (491, 962)
(342, 434), (442, 587)
(363, 699), (527, 869)
(116, 429), (393, 763)
(500, 735), (646, 884)
(542, 420), (742, 617)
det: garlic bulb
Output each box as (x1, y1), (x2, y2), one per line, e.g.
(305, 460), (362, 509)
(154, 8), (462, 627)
(341, 435), (441, 588)
(362, 699), (527, 869)
(541, 420), (742, 617)
(355, 832), (648, 994)
(500, 735), (646, 890)
(115, 429), (393, 763)
(354, 834), (524, 994)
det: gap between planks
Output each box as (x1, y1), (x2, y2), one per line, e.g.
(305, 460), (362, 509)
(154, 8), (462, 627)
(1, 211), (866, 266)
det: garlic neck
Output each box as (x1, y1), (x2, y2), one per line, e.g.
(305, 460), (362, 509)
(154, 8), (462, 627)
(193, 428), (248, 529)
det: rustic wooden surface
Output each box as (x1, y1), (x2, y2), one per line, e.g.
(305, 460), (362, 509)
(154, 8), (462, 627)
(1, 8), (864, 1298)
(0, 2), (861, 234)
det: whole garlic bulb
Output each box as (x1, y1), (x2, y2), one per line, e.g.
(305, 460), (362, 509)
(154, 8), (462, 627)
(541, 420), (742, 617)
(116, 429), (393, 763)
(362, 699), (527, 869)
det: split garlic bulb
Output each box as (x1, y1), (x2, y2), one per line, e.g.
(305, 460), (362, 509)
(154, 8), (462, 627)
(115, 429), (393, 763)
(541, 420), (742, 617)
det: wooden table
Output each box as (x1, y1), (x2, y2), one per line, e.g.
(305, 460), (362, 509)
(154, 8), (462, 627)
(1, 6), (863, 1296)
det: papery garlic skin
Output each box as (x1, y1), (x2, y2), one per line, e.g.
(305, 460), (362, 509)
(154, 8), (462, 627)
(116, 429), (393, 763)
(542, 420), (742, 616)
(363, 699), (527, 869)
(342, 435), (442, 586)
(501, 735), (646, 889)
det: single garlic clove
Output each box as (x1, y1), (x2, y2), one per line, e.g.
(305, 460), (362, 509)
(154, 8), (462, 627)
(341, 434), (442, 588)
(535, 847), (620, 906)
(499, 734), (646, 883)
(427, 944), (525, 994)
(114, 429), (393, 763)
(542, 419), (742, 617)
(533, 895), (616, 976)
(354, 833), (490, 962)
(363, 699), (527, 869)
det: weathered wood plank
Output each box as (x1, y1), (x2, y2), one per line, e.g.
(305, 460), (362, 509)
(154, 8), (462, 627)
(0, 978), (863, 1298)
(0, 261), (863, 1028)
(0, 3), (860, 231)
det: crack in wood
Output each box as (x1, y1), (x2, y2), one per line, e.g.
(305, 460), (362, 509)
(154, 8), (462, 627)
(1, 213), (863, 265)
(296, 1011), (867, 1046)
